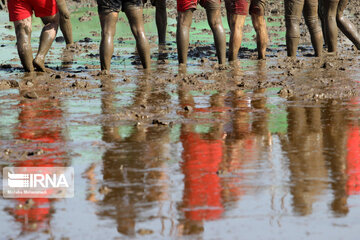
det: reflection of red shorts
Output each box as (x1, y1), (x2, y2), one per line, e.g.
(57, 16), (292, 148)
(8, 0), (58, 21)
(177, 0), (221, 12)
(225, 0), (249, 15)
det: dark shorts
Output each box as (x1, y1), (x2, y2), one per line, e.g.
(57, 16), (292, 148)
(225, 0), (266, 15)
(177, 0), (221, 12)
(8, 0), (58, 21)
(150, 0), (166, 6)
(249, 0), (266, 15)
(97, 0), (142, 13)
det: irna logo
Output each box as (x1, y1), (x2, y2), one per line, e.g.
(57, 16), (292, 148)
(7, 172), (69, 188)
(3, 167), (74, 198)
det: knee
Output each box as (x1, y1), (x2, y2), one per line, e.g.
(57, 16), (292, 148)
(132, 27), (146, 40)
(252, 16), (266, 33)
(177, 15), (192, 29)
(46, 14), (60, 28)
(16, 23), (32, 36)
(101, 29), (115, 41)
(336, 14), (345, 24)
(285, 16), (300, 37)
(305, 16), (322, 33)
(208, 16), (222, 30)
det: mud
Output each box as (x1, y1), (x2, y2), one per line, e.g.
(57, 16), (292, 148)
(0, 1), (360, 239)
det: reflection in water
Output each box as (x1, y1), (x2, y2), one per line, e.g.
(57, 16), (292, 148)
(2, 71), (360, 238)
(177, 85), (271, 236)
(177, 87), (226, 236)
(281, 98), (360, 217)
(96, 77), (171, 236)
(5, 94), (66, 234)
(346, 98), (360, 196)
(281, 104), (328, 216)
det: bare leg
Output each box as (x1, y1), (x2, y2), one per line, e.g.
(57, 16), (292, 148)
(303, 0), (323, 56)
(205, 4), (226, 65)
(155, 0), (167, 45)
(251, 14), (268, 59)
(176, 10), (193, 65)
(57, 0), (73, 46)
(324, 0), (339, 52)
(125, 6), (151, 69)
(336, 0), (360, 50)
(33, 13), (59, 71)
(318, 0), (328, 46)
(99, 11), (118, 74)
(285, 0), (303, 57)
(227, 14), (246, 62)
(14, 17), (34, 72)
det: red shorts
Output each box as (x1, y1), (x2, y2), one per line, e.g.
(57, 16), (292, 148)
(8, 0), (58, 22)
(177, 0), (221, 12)
(225, 0), (248, 15)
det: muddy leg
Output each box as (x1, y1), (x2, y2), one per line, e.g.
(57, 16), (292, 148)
(303, 0), (323, 56)
(285, 0), (303, 57)
(14, 17), (34, 72)
(176, 10), (193, 65)
(125, 6), (151, 69)
(251, 14), (268, 59)
(99, 11), (118, 74)
(57, 0), (73, 46)
(156, 0), (167, 45)
(318, 0), (328, 46)
(205, 3), (226, 65)
(324, 0), (339, 52)
(33, 14), (59, 72)
(336, 0), (360, 50)
(227, 14), (246, 62)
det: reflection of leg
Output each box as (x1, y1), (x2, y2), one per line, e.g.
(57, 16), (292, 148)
(34, 14), (59, 71)
(125, 6), (151, 69)
(303, 0), (323, 56)
(99, 11), (118, 73)
(176, 10), (193, 64)
(205, 4), (226, 64)
(155, 0), (167, 45)
(14, 17), (34, 72)
(285, 0), (303, 57)
(336, 0), (360, 50)
(324, 0), (339, 52)
(227, 14), (246, 62)
(251, 14), (268, 59)
(57, 0), (73, 46)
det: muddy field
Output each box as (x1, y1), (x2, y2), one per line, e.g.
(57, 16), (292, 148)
(0, 0), (360, 239)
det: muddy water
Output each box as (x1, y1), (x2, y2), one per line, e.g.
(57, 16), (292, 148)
(1, 4), (360, 240)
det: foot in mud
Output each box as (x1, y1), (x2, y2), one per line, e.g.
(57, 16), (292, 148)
(229, 60), (241, 67)
(218, 64), (227, 70)
(65, 43), (74, 49)
(178, 63), (187, 75)
(96, 70), (117, 79)
(98, 70), (111, 76)
(33, 57), (46, 72)
(258, 55), (267, 60)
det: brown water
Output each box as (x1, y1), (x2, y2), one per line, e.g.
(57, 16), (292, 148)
(1, 8), (360, 240)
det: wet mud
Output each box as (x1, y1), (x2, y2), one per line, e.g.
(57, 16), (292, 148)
(0, 0), (360, 239)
